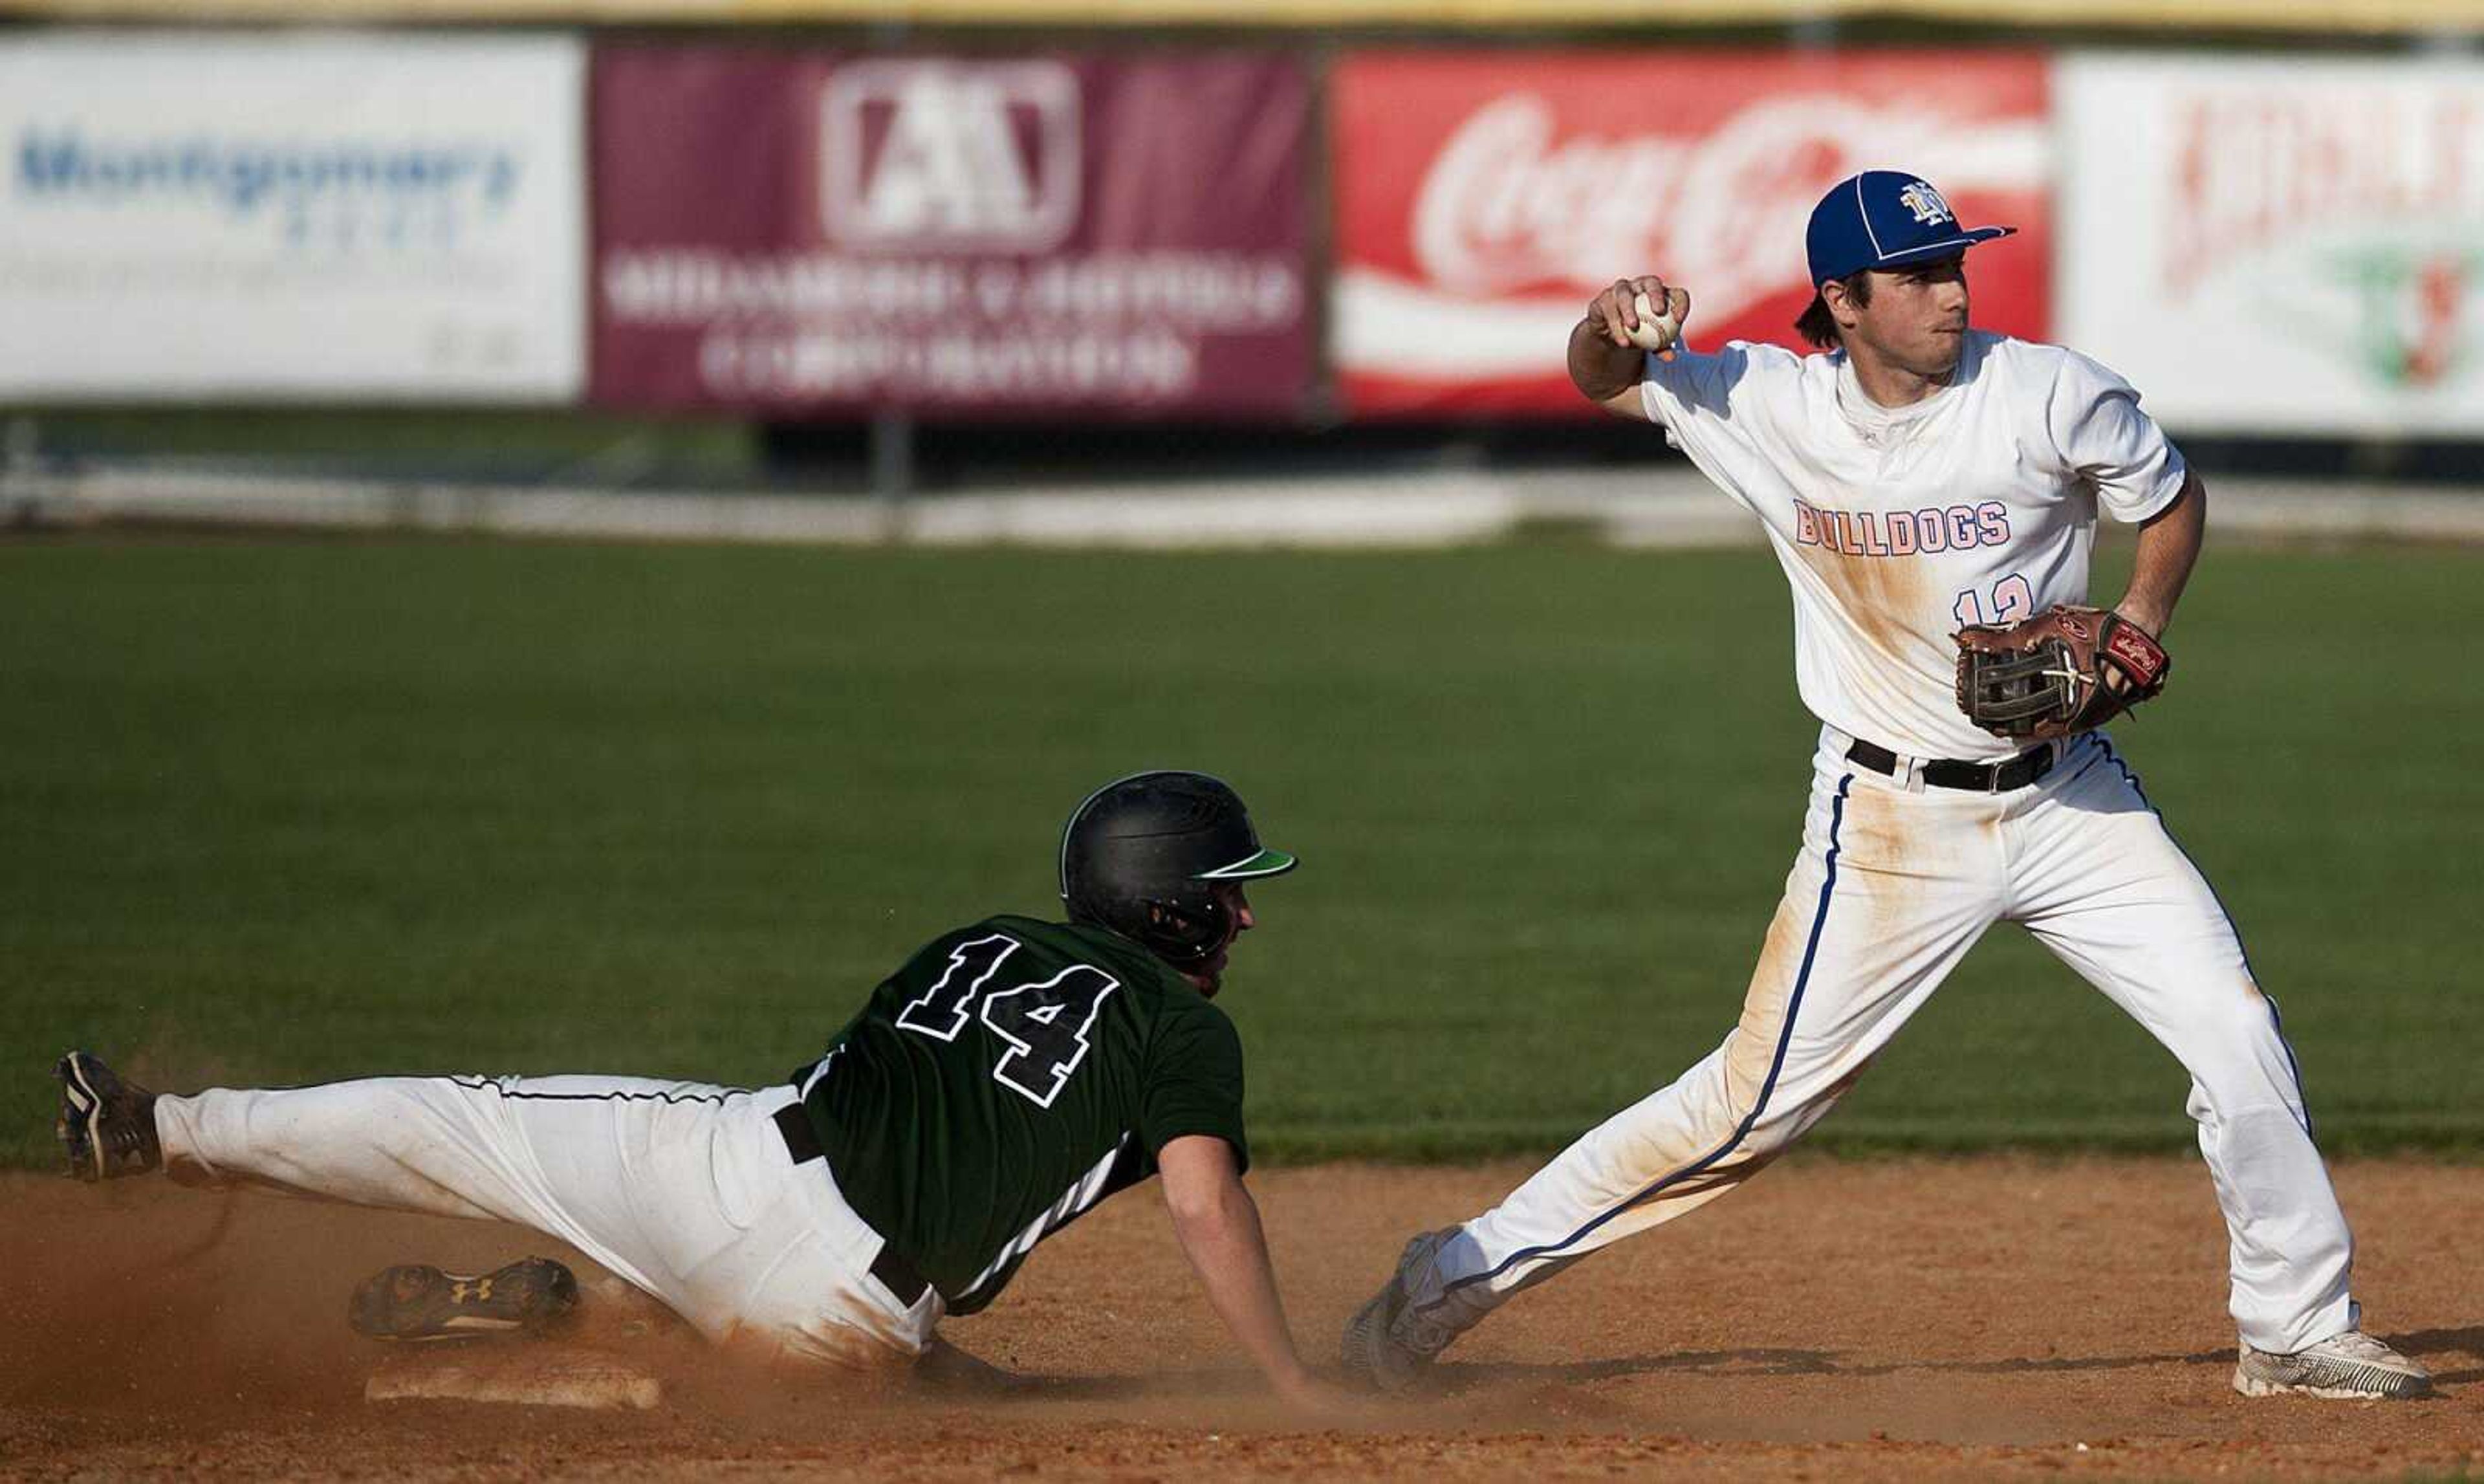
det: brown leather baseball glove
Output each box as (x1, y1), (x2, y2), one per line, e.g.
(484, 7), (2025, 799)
(1954, 604), (2170, 741)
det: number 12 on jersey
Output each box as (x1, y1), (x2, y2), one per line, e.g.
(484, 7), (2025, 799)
(895, 934), (1122, 1108)
(1954, 573), (2034, 629)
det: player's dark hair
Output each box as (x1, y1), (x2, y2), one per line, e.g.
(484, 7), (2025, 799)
(1795, 270), (1873, 350)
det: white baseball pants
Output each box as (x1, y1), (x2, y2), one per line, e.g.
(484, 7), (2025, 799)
(152, 1075), (941, 1367)
(1413, 726), (2357, 1355)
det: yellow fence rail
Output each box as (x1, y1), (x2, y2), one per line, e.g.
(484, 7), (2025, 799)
(12, 0), (2483, 30)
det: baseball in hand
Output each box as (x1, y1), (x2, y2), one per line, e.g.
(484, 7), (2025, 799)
(1626, 291), (1682, 353)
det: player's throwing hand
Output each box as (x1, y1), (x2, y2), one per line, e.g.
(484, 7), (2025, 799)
(1587, 276), (1691, 355)
(1571, 276), (1690, 406)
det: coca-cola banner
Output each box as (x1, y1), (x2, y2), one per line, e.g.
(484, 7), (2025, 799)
(2060, 54), (2484, 435)
(593, 47), (1311, 417)
(1332, 50), (2051, 417)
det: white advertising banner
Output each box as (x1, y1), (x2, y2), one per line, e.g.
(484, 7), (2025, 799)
(0, 33), (584, 402)
(2060, 54), (2484, 435)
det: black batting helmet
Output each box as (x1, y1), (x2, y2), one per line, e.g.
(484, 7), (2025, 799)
(1058, 771), (1297, 966)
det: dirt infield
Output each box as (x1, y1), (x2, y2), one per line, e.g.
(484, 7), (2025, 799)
(3, 1157), (2476, 1481)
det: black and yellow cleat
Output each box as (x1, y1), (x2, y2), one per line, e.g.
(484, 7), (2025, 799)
(349, 1256), (582, 1342)
(55, 1051), (162, 1183)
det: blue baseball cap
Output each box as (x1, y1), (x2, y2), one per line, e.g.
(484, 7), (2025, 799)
(1805, 170), (2016, 289)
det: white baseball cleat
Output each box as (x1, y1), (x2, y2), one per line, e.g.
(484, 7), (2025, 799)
(1341, 1228), (1474, 1391)
(2233, 1330), (2432, 1400)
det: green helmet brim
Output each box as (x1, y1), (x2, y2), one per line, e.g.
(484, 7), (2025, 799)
(1195, 847), (1297, 880)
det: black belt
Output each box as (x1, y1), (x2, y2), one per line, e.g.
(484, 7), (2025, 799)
(772, 1101), (935, 1308)
(1846, 736), (2056, 793)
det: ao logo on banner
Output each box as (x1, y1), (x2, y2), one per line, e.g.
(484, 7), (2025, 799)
(820, 60), (1082, 252)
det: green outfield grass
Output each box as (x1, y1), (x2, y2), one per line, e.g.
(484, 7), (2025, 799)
(3, 534), (2476, 1166)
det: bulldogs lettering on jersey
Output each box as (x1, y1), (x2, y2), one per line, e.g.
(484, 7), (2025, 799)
(1792, 500), (2011, 556)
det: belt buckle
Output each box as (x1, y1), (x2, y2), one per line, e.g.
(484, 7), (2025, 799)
(1996, 741), (2051, 793)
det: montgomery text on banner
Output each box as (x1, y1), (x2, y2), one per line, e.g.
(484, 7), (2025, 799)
(0, 33), (585, 403)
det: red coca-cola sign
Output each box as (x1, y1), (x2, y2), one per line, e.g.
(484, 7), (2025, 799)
(1332, 50), (2052, 417)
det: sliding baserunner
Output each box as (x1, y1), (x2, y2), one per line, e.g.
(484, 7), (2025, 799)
(59, 770), (1349, 1410)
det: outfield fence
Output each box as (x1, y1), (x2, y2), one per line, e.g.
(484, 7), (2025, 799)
(5, 33), (2481, 448)
(12, 464), (2483, 548)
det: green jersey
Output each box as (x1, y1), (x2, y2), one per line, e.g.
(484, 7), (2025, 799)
(788, 915), (1248, 1315)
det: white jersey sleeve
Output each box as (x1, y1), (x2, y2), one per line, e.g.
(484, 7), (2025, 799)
(2045, 349), (2190, 524)
(1636, 342), (1809, 516)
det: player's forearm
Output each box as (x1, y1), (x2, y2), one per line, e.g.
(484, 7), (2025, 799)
(1568, 315), (1644, 404)
(1166, 1181), (1318, 1391)
(2116, 472), (2206, 637)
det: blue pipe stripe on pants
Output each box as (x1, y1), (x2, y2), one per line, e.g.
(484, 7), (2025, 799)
(1430, 773), (1857, 1307)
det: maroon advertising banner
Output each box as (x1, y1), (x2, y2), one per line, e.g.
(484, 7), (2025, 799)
(592, 47), (1312, 417)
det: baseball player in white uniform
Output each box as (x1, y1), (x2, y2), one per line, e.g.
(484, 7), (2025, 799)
(1342, 169), (2430, 1402)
